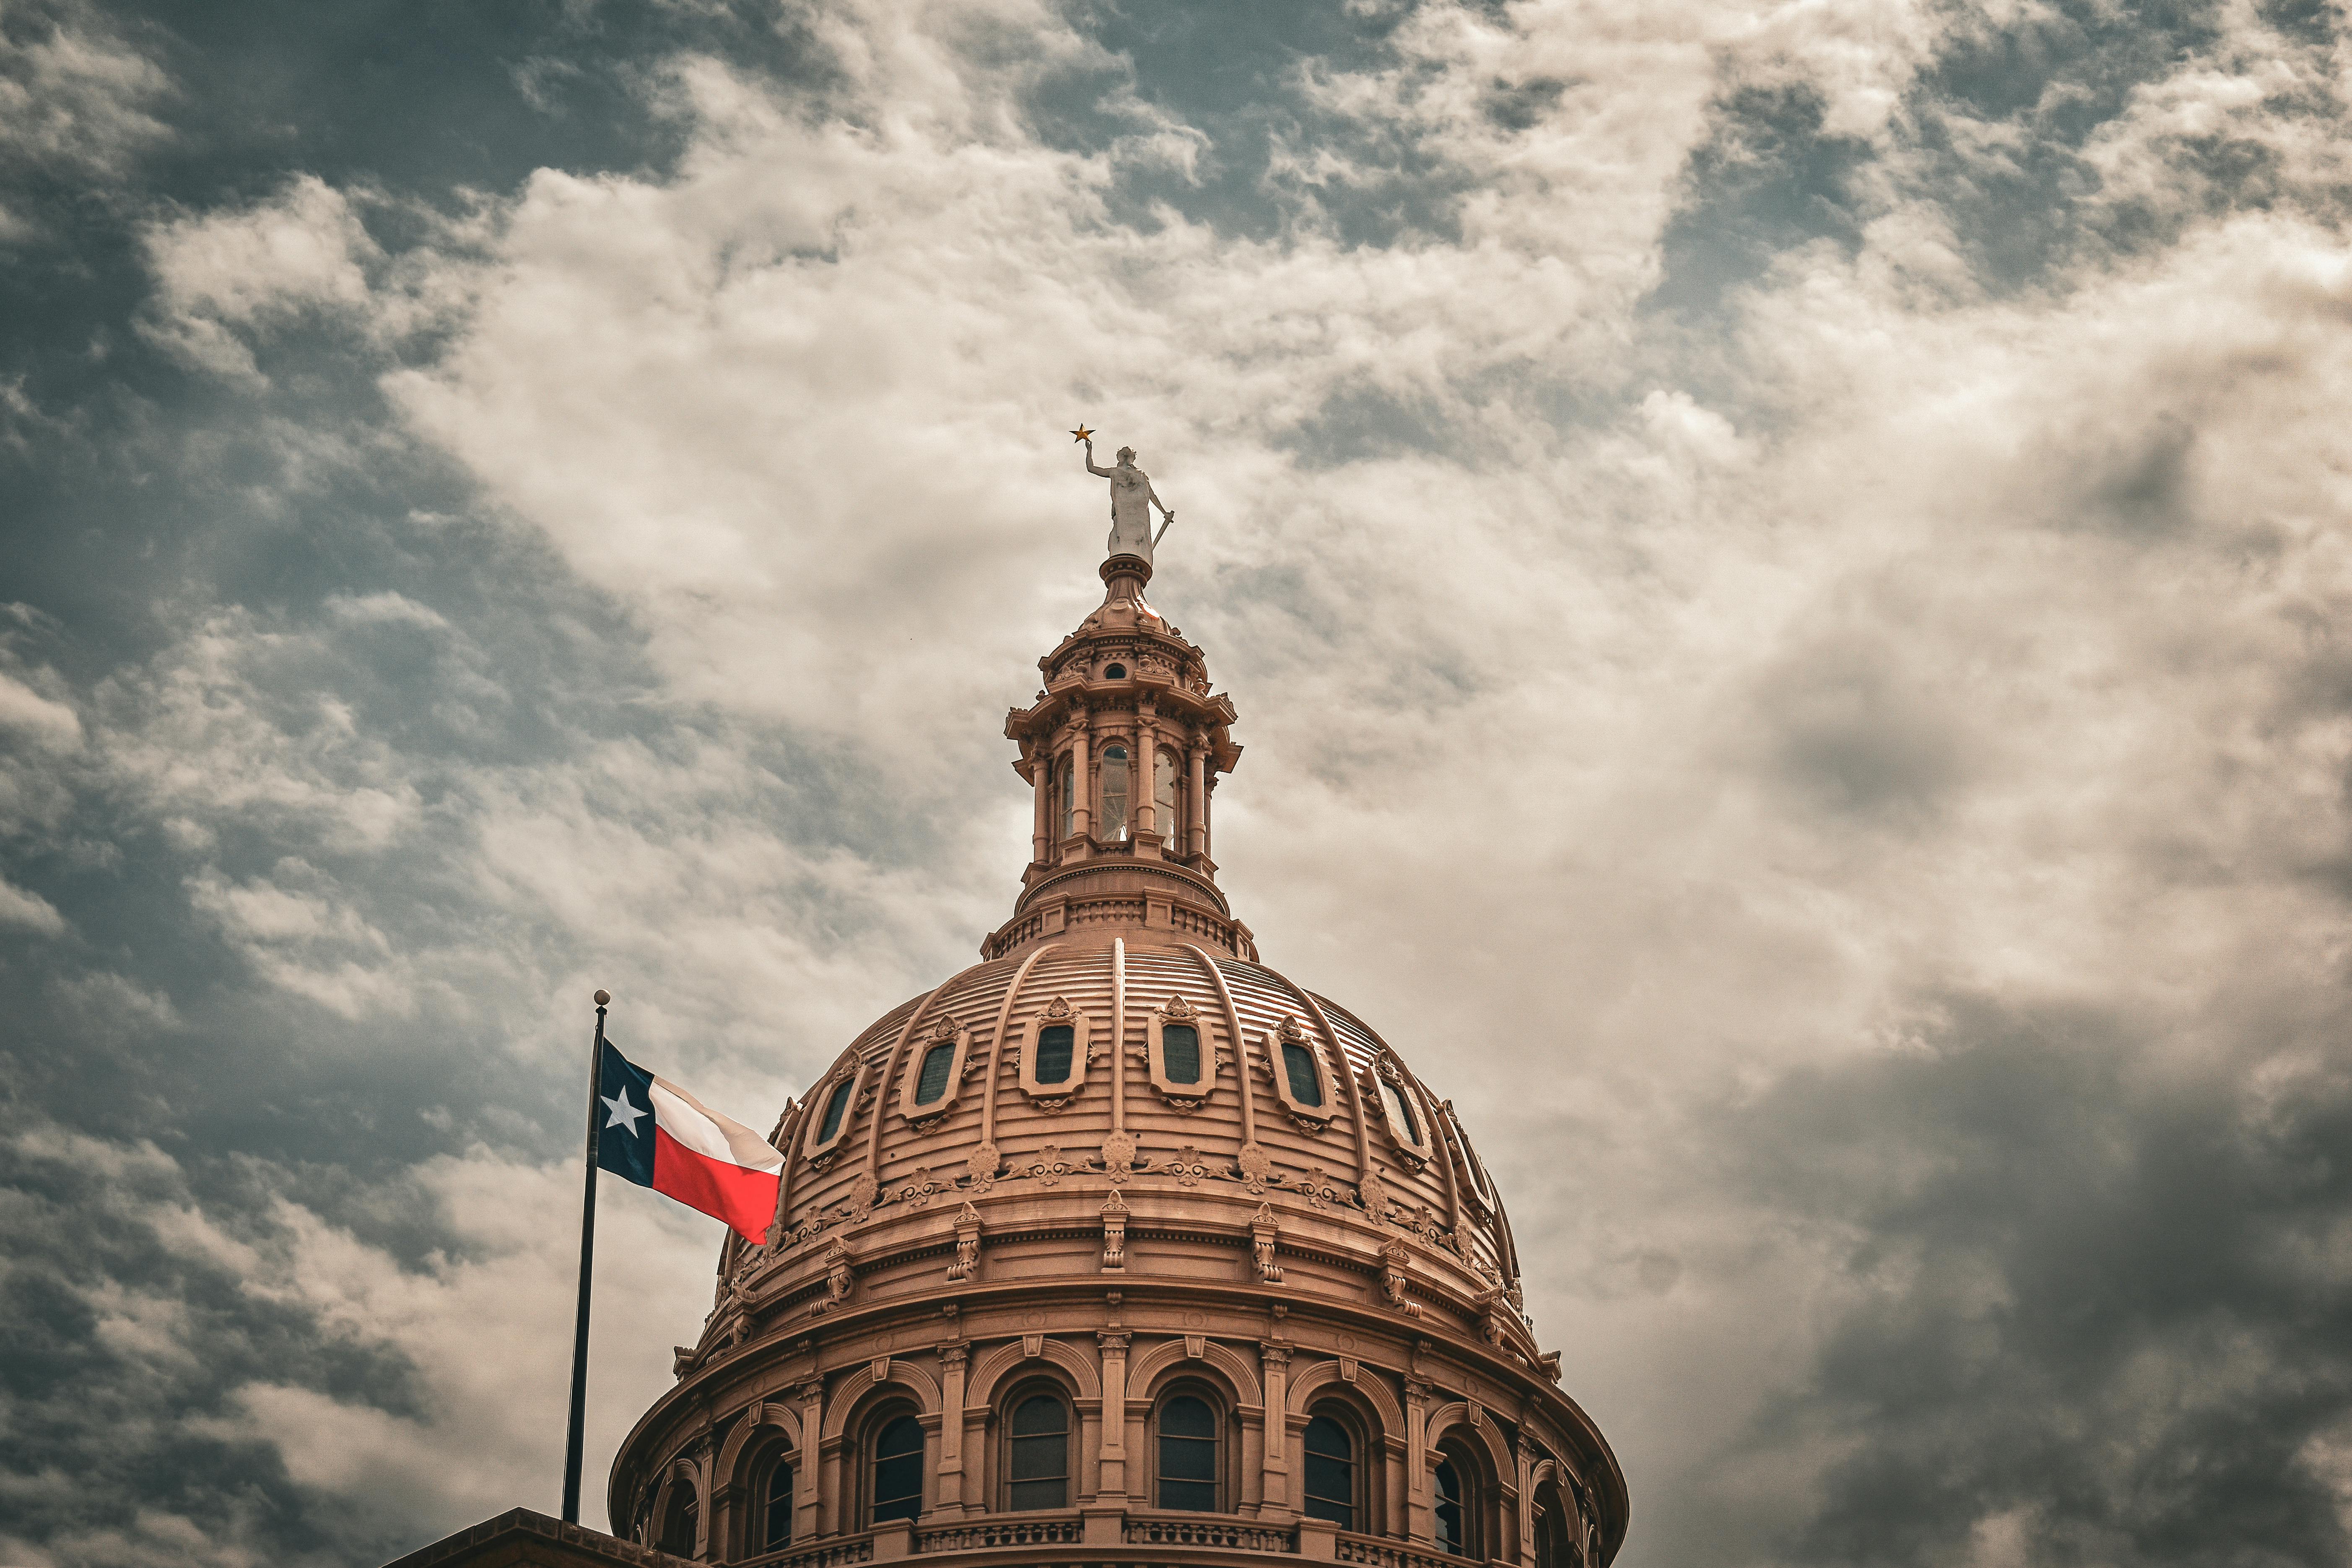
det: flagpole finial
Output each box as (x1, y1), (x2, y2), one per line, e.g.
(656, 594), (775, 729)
(594, 989), (610, 1006)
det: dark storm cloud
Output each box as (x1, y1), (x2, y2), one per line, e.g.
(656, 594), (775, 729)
(1732, 999), (2352, 1567)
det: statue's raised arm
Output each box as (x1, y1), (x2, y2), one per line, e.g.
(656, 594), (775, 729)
(1078, 435), (1173, 562)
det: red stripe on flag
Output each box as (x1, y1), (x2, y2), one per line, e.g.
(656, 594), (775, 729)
(651, 1125), (780, 1244)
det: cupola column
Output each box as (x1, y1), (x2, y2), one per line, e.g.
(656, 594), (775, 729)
(1070, 718), (1093, 843)
(1030, 752), (1051, 865)
(1132, 709), (1157, 856)
(1187, 742), (1207, 859)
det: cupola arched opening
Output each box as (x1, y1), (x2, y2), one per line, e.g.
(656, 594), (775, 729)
(1154, 748), (1180, 849)
(1101, 745), (1130, 841)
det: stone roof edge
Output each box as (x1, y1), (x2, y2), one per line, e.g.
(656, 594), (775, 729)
(376, 1507), (694, 1568)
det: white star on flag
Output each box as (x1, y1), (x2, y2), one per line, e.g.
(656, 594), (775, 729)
(601, 1086), (647, 1135)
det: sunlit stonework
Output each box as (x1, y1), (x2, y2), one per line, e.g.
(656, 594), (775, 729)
(607, 540), (1629, 1566)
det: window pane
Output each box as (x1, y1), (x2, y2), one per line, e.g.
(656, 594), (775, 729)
(1435, 1459), (1464, 1555)
(818, 1079), (852, 1143)
(1009, 1478), (1067, 1511)
(1282, 1041), (1324, 1106)
(1010, 1434), (1064, 1482)
(1012, 1395), (1067, 1437)
(914, 1041), (955, 1106)
(872, 1416), (924, 1522)
(1102, 746), (1128, 841)
(1161, 1023), (1200, 1085)
(1303, 1491), (1353, 1529)
(1160, 1396), (1214, 1438)
(764, 1463), (794, 1548)
(1058, 757), (1073, 839)
(1161, 1478), (1218, 1511)
(1035, 1024), (1074, 1084)
(1384, 1080), (1420, 1143)
(1155, 750), (1179, 846)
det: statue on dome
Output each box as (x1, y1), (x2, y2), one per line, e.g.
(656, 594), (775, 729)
(1075, 429), (1174, 561)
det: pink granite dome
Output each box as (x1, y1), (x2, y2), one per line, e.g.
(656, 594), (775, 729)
(609, 552), (1625, 1568)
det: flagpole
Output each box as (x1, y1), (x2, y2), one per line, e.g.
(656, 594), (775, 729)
(562, 988), (610, 1526)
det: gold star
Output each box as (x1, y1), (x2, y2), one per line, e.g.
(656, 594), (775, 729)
(1070, 424), (1095, 443)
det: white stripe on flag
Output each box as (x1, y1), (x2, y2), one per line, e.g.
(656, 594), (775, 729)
(649, 1079), (784, 1171)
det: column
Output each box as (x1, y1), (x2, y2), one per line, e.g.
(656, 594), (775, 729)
(796, 1377), (825, 1542)
(1030, 752), (1051, 864)
(1071, 722), (1092, 840)
(1404, 1379), (1432, 1544)
(1516, 1435), (1537, 1565)
(1097, 1332), (1131, 1497)
(1187, 744), (1207, 859)
(1132, 713), (1157, 852)
(937, 1344), (969, 1513)
(1259, 1344), (1293, 1517)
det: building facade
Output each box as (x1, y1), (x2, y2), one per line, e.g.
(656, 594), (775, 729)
(605, 548), (1628, 1568)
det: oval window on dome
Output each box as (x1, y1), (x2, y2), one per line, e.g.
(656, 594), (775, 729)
(1035, 1023), (1075, 1084)
(913, 1040), (955, 1106)
(817, 1078), (854, 1143)
(1161, 1023), (1200, 1085)
(1104, 663), (1127, 680)
(1282, 1040), (1324, 1106)
(1382, 1078), (1420, 1145)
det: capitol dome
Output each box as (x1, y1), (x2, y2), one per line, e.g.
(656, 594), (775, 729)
(608, 551), (1628, 1568)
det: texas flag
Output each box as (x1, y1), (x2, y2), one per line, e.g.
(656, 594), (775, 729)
(595, 1038), (782, 1244)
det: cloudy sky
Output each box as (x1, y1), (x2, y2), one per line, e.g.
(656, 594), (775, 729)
(5, 0), (2352, 1563)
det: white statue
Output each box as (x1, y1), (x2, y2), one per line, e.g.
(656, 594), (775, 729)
(1081, 436), (1174, 561)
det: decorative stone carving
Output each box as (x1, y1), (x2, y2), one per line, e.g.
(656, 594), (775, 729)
(1101, 1128), (1137, 1186)
(811, 1236), (854, 1316)
(1298, 1165), (1351, 1212)
(1249, 1202), (1282, 1285)
(1101, 1191), (1129, 1272)
(964, 1141), (1003, 1194)
(1165, 1145), (1212, 1187)
(948, 1202), (982, 1282)
(1021, 1144), (1075, 1187)
(1231, 1141), (1278, 1196)
(1379, 1238), (1420, 1318)
(895, 1167), (951, 1209)
(848, 1171), (880, 1218)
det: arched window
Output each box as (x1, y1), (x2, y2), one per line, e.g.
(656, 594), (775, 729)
(657, 1482), (698, 1556)
(1101, 745), (1129, 841)
(1058, 755), (1074, 840)
(1155, 1394), (1219, 1511)
(1434, 1457), (1466, 1556)
(1282, 1040), (1324, 1106)
(817, 1077), (853, 1144)
(913, 1038), (955, 1106)
(870, 1414), (924, 1524)
(1162, 1020), (1201, 1085)
(760, 1451), (795, 1551)
(1301, 1410), (1356, 1530)
(1534, 1480), (1574, 1568)
(1007, 1392), (1071, 1510)
(1154, 749), (1180, 848)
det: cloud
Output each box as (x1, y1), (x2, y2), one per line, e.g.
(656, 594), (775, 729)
(6, 2), (2352, 1566)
